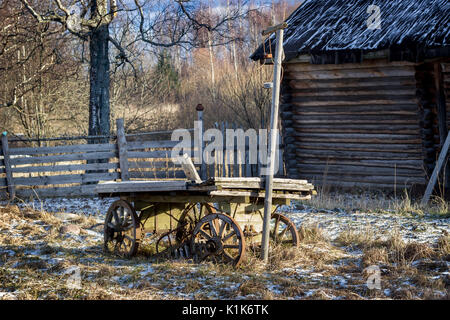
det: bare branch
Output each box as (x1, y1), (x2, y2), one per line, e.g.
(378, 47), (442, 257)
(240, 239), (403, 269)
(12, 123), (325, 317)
(19, 0), (65, 23)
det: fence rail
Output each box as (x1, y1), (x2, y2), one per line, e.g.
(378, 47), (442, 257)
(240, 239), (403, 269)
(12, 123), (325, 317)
(0, 110), (284, 200)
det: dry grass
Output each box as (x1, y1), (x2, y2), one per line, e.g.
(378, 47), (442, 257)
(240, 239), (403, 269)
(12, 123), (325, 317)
(0, 204), (448, 300)
(298, 224), (328, 244)
(302, 187), (449, 217)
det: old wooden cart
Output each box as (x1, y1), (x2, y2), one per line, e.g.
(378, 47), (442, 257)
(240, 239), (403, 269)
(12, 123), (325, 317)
(96, 177), (315, 267)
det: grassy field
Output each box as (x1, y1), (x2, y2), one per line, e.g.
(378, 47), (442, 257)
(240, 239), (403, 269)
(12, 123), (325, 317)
(0, 200), (449, 300)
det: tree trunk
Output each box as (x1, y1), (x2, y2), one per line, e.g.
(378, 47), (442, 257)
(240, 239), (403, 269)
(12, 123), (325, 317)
(89, 24), (111, 141)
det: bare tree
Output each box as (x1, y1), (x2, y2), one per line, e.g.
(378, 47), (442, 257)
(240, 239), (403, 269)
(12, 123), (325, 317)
(17, 0), (250, 138)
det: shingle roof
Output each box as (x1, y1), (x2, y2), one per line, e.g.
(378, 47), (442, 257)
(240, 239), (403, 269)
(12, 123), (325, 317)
(250, 0), (450, 62)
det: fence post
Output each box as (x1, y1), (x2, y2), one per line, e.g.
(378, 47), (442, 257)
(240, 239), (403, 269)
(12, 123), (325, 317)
(116, 119), (130, 181)
(1, 132), (15, 200)
(196, 104), (206, 180)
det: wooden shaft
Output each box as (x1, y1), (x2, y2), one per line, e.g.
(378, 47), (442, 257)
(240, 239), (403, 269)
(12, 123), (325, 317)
(262, 22), (288, 36)
(261, 29), (284, 262)
(421, 131), (450, 206)
(116, 118), (130, 181)
(196, 105), (206, 179)
(1, 133), (15, 200)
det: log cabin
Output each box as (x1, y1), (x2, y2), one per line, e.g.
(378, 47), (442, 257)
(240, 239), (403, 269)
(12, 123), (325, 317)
(251, 0), (450, 190)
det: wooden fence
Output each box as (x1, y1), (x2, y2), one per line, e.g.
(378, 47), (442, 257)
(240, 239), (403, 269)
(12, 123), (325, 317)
(0, 112), (284, 200)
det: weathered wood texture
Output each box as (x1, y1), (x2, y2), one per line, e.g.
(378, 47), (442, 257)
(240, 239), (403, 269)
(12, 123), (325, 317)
(1, 116), (286, 199)
(95, 177), (312, 203)
(282, 59), (434, 189)
(1, 134), (15, 199)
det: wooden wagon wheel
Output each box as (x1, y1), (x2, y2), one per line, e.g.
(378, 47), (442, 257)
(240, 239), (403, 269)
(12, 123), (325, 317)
(104, 200), (141, 258)
(270, 213), (299, 248)
(191, 213), (246, 267)
(155, 203), (215, 256)
(175, 203), (216, 242)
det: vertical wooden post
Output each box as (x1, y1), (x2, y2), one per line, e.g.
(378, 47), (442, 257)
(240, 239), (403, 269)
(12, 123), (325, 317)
(196, 104), (206, 180)
(116, 119), (129, 181)
(261, 27), (285, 262)
(434, 62), (449, 188)
(1, 132), (15, 200)
(220, 122), (226, 177)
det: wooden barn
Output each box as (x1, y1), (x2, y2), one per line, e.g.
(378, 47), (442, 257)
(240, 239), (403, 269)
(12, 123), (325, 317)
(251, 0), (450, 190)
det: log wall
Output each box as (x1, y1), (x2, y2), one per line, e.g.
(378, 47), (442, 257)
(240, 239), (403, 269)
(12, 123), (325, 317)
(281, 59), (429, 189)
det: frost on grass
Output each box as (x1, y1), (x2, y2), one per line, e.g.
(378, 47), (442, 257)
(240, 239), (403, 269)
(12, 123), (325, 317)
(0, 197), (449, 300)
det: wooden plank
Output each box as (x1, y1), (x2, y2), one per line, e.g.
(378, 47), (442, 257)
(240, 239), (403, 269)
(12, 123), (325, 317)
(127, 150), (172, 159)
(8, 143), (116, 156)
(15, 185), (98, 198)
(11, 162), (119, 174)
(116, 119), (130, 181)
(284, 66), (416, 80)
(289, 87), (417, 96)
(295, 138), (421, 145)
(176, 153), (202, 182)
(294, 118), (419, 125)
(291, 98), (418, 107)
(9, 151), (117, 165)
(295, 149), (422, 160)
(296, 158), (423, 170)
(284, 60), (416, 70)
(214, 182), (314, 191)
(126, 140), (179, 150)
(129, 170), (186, 180)
(212, 177), (309, 184)
(294, 142), (422, 152)
(95, 180), (188, 194)
(14, 172), (120, 186)
(1, 134), (15, 199)
(128, 161), (179, 169)
(297, 173), (425, 185)
(209, 190), (310, 201)
(287, 77), (416, 89)
(421, 132), (450, 205)
(292, 104), (418, 114)
(292, 124), (420, 135)
(294, 132), (421, 141)
(291, 94), (417, 103)
(296, 164), (424, 177)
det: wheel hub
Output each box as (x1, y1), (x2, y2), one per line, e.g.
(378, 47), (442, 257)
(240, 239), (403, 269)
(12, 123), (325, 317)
(206, 237), (223, 254)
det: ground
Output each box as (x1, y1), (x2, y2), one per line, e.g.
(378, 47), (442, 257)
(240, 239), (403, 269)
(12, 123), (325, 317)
(0, 196), (449, 300)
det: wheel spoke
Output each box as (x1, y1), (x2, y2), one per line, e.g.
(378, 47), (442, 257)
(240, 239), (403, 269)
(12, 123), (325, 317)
(209, 221), (218, 237)
(278, 226), (289, 240)
(112, 209), (120, 225)
(222, 252), (235, 263)
(122, 223), (133, 231)
(107, 222), (117, 230)
(222, 230), (236, 242)
(199, 204), (204, 221)
(198, 228), (212, 240)
(191, 213), (245, 267)
(223, 244), (240, 249)
(122, 210), (129, 226)
(218, 220), (226, 237)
